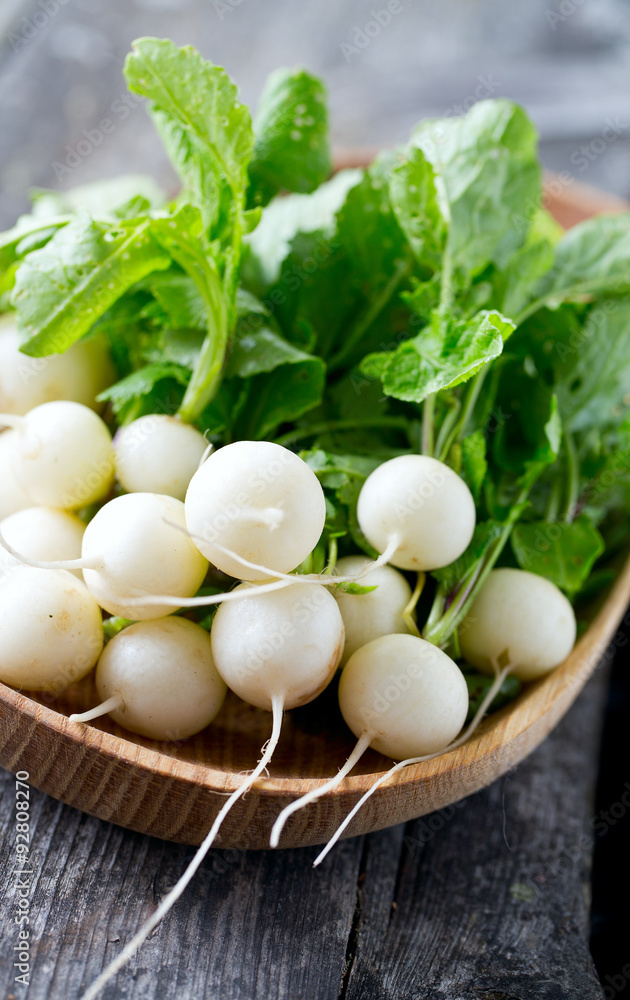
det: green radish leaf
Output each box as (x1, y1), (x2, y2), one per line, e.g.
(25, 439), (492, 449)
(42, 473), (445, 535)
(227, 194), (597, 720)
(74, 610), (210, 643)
(493, 237), (555, 320)
(243, 168), (362, 294)
(362, 308), (511, 404)
(97, 361), (190, 414)
(13, 213), (171, 357)
(389, 145), (446, 272)
(32, 175), (166, 219)
(226, 324), (322, 379)
(411, 100), (541, 288)
(233, 355), (326, 440)
(528, 213), (630, 311)
(493, 361), (561, 474)
(511, 516), (605, 595)
(579, 424), (630, 518)
(0, 216), (70, 275)
(145, 270), (207, 331)
(264, 160), (412, 363)
(124, 37), (254, 240)
(302, 448), (381, 487)
(513, 301), (630, 434)
(248, 68), (331, 208)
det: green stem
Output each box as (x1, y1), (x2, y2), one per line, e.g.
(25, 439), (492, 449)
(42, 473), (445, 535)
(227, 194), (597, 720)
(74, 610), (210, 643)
(450, 628), (462, 661)
(329, 259), (410, 371)
(544, 476), (562, 522)
(175, 252), (229, 424)
(424, 582), (446, 634)
(402, 572), (425, 638)
(103, 617), (135, 642)
(421, 394), (436, 456)
(437, 367), (488, 463)
(434, 395), (461, 463)
(562, 430), (579, 523)
(324, 536), (338, 575)
(439, 252), (454, 310)
(275, 416), (409, 448)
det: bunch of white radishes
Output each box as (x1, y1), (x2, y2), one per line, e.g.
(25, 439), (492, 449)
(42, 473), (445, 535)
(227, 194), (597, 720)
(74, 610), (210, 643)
(0, 320), (581, 997)
(0, 315), (577, 785)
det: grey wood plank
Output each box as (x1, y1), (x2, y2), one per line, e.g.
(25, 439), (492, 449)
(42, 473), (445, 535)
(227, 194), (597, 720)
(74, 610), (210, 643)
(0, 774), (364, 1000)
(342, 667), (611, 1000)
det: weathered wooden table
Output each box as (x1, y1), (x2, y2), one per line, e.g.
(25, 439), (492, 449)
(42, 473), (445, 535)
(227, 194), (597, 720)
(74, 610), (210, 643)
(1, 2), (629, 997)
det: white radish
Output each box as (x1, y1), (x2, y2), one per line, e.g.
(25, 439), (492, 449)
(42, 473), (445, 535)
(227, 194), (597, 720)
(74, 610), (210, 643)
(0, 506), (85, 581)
(0, 314), (115, 415)
(1, 401), (115, 509)
(460, 567), (577, 681)
(310, 570), (577, 865)
(185, 440), (326, 581)
(114, 415), (208, 501)
(70, 617), (227, 740)
(357, 454), (476, 570)
(0, 431), (32, 520)
(338, 634), (468, 758)
(210, 580), (344, 709)
(333, 556), (414, 665)
(1, 493), (210, 619)
(270, 633), (469, 848)
(0, 566), (103, 692)
(82, 580), (344, 1000)
(312, 653), (510, 867)
(80, 493), (209, 619)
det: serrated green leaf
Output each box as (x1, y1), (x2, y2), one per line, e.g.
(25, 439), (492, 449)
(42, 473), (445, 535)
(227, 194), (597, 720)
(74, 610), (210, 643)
(362, 308), (511, 404)
(412, 100), (541, 288)
(13, 213), (171, 356)
(124, 37), (254, 239)
(389, 145), (446, 272)
(97, 361), (190, 413)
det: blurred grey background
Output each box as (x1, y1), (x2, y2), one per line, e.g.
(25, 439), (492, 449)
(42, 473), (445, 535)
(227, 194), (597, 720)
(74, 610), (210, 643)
(1, 0), (630, 227)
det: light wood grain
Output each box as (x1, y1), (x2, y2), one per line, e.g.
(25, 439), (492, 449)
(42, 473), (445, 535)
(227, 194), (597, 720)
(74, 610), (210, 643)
(0, 179), (628, 852)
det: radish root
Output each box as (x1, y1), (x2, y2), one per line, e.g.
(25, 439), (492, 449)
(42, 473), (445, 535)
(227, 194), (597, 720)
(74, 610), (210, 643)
(78, 693), (285, 1000)
(69, 696), (123, 724)
(269, 733), (372, 848)
(0, 528), (100, 571)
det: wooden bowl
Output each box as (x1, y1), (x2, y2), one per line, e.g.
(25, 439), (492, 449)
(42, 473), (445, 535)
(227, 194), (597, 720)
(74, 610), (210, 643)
(1, 177), (628, 851)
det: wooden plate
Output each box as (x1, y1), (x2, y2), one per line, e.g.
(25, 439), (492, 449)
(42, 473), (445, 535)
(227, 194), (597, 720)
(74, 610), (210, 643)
(0, 177), (628, 851)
